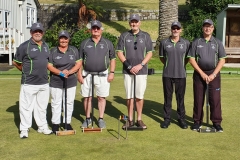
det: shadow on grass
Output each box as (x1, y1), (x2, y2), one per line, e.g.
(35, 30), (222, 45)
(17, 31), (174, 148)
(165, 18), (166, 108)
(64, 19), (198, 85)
(112, 95), (194, 128)
(6, 101), (49, 131)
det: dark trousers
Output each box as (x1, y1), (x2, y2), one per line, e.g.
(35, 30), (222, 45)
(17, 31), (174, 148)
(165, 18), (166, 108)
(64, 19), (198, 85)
(162, 77), (186, 121)
(193, 71), (222, 125)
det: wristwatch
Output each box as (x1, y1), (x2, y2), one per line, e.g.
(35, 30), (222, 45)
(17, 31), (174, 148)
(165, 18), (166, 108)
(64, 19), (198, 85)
(141, 62), (145, 66)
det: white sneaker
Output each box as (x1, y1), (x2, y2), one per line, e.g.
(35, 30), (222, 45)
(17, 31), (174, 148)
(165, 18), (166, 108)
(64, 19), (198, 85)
(37, 128), (52, 135)
(20, 130), (28, 139)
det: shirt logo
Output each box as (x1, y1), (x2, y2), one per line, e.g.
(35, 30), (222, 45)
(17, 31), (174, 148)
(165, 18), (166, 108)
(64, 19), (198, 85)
(31, 48), (38, 51)
(36, 23), (40, 28)
(197, 45), (204, 48)
(100, 44), (104, 49)
(55, 56), (62, 59)
(69, 55), (73, 60)
(166, 45), (172, 48)
(139, 38), (144, 43)
(44, 47), (48, 52)
(179, 44), (184, 49)
(87, 45), (93, 48)
(126, 39), (132, 42)
(211, 44), (216, 49)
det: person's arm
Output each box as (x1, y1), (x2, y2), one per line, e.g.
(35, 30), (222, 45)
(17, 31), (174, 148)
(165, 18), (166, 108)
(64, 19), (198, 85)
(160, 57), (165, 64)
(47, 63), (63, 76)
(77, 60), (84, 84)
(189, 57), (208, 81)
(12, 61), (22, 71)
(207, 58), (225, 83)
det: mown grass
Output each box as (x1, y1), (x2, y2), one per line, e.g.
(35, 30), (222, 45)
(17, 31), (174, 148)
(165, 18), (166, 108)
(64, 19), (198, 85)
(0, 74), (240, 159)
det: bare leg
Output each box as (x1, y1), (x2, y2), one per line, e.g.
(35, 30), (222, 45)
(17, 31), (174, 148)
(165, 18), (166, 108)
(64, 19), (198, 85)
(84, 97), (92, 118)
(97, 96), (106, 118)
(127, 98), (134, 121)
(136, 98), (144, 120)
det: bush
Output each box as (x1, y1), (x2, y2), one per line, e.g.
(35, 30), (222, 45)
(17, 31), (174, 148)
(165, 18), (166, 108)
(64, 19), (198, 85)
(70, 29), (118, 49)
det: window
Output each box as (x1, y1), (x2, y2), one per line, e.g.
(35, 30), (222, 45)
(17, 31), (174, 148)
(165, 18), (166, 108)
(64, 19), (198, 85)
(26, 7), (36, 27)
(0, 10), (10, 28)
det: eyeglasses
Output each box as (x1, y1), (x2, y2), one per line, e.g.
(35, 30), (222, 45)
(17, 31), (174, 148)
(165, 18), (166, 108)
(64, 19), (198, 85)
(134, 41), (137, 50)
(171, 28), (180, 30)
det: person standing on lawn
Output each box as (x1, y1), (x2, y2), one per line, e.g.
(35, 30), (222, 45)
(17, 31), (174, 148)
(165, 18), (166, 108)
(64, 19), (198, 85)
(78, 20), (116, 129)
(159, 21), (190, 129)
(187, 19), (226, 132)
(48, 30), (81, 134)
(116, 14), (153, 129)
(13, 23), (52, 138)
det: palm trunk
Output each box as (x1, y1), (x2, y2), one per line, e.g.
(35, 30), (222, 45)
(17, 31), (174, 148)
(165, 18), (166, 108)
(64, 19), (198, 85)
(157, 0), (178, 43)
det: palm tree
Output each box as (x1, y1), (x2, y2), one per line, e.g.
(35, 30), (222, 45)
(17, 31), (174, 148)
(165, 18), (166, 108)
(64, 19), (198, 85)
(157, 0), (178, 43)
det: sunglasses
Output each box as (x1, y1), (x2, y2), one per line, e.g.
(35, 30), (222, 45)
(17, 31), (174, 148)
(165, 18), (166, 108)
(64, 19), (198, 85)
(92, 26), (101, 30)
(171, 28), (180, 30)
(134, 41), (137, 50)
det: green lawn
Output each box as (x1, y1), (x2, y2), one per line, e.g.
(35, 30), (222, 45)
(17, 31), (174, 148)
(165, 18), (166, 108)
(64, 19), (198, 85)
(0, 74), (240, 159)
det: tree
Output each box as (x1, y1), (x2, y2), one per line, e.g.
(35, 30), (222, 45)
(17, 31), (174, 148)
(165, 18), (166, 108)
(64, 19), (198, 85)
(157, 0), (178, 43)
(64, 0), (105, 28)
(183, 0), (238, 41)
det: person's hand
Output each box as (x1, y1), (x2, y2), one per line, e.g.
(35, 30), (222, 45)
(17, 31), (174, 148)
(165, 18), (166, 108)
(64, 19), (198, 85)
(107, 73), (114, 82)
(130, 64), (143, 75)
(207, 74), (215, 83)
(62, 69), (69, 78)
(200, 72), (208, 82)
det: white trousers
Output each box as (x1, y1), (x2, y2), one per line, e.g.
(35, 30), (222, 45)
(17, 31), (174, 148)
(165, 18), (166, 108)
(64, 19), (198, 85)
(124, 74), (147, 99)
(19, 84), (49, 131)
(50, 87), (76, 124)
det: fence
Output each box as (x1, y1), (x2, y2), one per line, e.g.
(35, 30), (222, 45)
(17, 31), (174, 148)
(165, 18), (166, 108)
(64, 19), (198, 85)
(0, 28), (24, 65)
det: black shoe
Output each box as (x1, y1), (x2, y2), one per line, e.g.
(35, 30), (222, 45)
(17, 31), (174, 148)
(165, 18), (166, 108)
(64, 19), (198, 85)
(63, 123), (73, 130)
(178, 119), (188, 129)
(212, 123), (223, 132)
(191, 123), (201, 131)
(160, 120), (170, 129)
(52, 124), (59, 134)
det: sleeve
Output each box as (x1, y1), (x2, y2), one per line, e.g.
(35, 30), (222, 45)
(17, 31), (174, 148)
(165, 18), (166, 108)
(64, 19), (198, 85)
(185, 40), (191, 58)
(116, 34), (124, 52)
(108, 41), (116, 60)
(79, 41), (85, 61)
(187, 39), (197, 58)
(13, 44), (25, 63)
(48, 48), (54, 65)
(217, 39), (227, 59)
(159, 40), (165, 57)
(145, 33), (153, 53)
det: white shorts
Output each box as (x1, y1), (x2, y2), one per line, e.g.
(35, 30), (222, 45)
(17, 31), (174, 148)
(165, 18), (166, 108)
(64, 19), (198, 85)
(124, 74), (147, 99)
(81, 70), (110, 97)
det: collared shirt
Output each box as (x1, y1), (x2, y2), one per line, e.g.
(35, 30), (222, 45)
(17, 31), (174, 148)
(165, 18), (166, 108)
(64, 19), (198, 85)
(187, 36), (227, 71)
(79, 37), (116, 72)
(13, 38), (50, 85)
(159, 37), (190, 78)
(49, 45), (80, 88)
(116, 30), (153, 75)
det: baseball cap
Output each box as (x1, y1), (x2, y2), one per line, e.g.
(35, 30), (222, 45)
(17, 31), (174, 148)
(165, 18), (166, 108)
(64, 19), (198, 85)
(58, 30), (70, 39)
(171, 21), (181, 28)
(202, 19), (214, 26)
(30, 23), (44, 32)
(91, 20), (102, 28)
(129, 14), (140, 21)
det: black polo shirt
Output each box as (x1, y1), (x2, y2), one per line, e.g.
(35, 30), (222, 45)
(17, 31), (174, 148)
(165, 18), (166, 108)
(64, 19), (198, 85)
(116, 30), (153, 75)
(159, 37), (190, 78)
(13, 38), (50, 85)
(79, 37), (116, 72)
(49, 45), (80, 88)
(187, 36), (227, 71)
